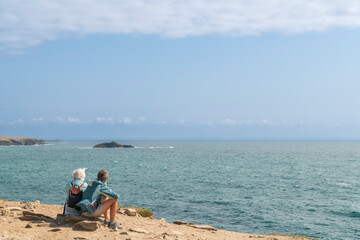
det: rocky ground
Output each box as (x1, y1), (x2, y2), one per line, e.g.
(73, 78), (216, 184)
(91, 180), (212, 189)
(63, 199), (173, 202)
(0, 200), (315, 240)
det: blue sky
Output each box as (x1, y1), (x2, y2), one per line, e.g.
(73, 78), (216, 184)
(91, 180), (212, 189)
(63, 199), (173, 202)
(1, 1), (360, 139)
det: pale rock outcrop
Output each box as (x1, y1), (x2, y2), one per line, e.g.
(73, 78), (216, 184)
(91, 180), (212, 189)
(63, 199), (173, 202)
(73, 221), (102, 231)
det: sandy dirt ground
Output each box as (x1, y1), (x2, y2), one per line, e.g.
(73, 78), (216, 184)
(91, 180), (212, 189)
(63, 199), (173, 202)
(0, 200), (314, 240)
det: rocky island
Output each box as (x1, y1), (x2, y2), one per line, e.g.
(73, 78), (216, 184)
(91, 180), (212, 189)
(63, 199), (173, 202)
(0, 137), (45, 146)
(93, 141), (134, 148)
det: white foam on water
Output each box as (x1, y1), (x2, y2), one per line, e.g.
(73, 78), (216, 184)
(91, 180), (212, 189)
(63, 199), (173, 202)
(336, 182), (351, 187)
(76, 147), (93, 149)
(146, 146), (175, 149)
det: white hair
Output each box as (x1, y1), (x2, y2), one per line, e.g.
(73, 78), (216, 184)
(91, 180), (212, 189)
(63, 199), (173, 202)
(72, 168), (87, 181)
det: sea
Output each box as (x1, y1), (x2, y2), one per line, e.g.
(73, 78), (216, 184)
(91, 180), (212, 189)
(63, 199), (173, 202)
(0, 141), (359, 240)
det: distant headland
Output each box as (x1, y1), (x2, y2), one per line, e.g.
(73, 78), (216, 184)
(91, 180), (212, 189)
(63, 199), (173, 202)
(0, 137), (45, 146)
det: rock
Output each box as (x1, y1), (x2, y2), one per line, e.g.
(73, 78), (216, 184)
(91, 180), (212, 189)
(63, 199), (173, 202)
(129, 228), (150, 234)
(19, 211), (54, 222)
(120, 232), (129, 235)
(73, 237), (89, 240)
(19, 215), (42, 221)
(23, 203), (35, 210)
(55, 214), (98, 225)
(25, 223), (32, 228)
(1, 230), (8, 237)
(192, 225), (217, 231)
(65, 214), (88, 224)
(34, 200), (40, 205)
(49, 228), (62, 232)
(0, 137), (45, 146)
(124, 208), (137, 216)
(93, 141), (134, 148)
(37, 222), (48, 227)
(7, 207), (23, 211)
(73, 221), (101, 231)
(122, 145), (134, 148)
(0, 208), (10, 216)
(173, 221), (194, 226)
(55, 214), (66, 225)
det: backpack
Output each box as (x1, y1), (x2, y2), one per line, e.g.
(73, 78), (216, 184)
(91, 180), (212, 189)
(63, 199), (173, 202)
(67, 183), (84, 210)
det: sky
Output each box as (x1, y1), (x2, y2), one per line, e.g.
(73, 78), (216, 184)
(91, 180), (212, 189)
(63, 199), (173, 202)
(1, 0), (360, 140)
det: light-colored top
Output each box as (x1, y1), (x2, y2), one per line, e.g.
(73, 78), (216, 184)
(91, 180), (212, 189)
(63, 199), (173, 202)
(64, 179), (88, 215)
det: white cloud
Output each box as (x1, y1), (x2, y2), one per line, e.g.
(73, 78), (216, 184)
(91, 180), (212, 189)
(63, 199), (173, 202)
(2, 0), (360, 51)
(8, 118), (23, 125)
(178, 119), (185, 124)
(55, 117), (80, 123)
(138, 117), (146, 123)
(67, 117), (80, 123)
(123, 117), (132, 124)
(221, 118), (237, 126)
(96, 117), (114, 124)
(200, 121), (215, 127)
(135, 117), (146, 124)
(33, 117), (44, 121)
(120, 117), (132, 124)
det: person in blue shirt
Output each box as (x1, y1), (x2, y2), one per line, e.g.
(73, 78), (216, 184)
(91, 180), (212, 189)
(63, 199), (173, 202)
(64, 168), (88, 215)
(77, 169), (122, 229)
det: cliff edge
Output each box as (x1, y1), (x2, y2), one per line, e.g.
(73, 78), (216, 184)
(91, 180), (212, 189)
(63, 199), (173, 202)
(0, 199), (315, 240)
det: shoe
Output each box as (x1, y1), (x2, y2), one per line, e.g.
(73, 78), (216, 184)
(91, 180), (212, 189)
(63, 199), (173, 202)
(108, 221), (123, 230)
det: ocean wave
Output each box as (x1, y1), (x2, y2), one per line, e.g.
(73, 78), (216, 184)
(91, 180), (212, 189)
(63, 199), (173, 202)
(75, 147), (93, 149)
(335, 182), (351, 187)
(134, 146), (175, 149)
(330, 210), (360, 218)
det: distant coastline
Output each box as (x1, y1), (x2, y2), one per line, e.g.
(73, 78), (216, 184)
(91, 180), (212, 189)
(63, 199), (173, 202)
(0, 136), (45, 146)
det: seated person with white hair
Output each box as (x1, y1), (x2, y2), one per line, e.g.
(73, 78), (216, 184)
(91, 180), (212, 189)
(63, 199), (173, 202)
(64, 168), (88, 215)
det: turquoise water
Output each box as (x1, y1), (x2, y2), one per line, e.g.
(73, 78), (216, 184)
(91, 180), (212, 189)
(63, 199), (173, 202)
(0, 141), (360, 240)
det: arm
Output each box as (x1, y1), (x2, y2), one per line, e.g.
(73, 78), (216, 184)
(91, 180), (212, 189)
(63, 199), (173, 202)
(98, 184), (119, 199)
(65, 183), (71, 200)
(100, 196), (108, 203)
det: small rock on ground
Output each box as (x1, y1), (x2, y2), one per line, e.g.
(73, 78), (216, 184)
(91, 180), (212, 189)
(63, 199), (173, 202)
(73, 221), (101, 231)
(124, 208), (137, 216)
(25, 224), (32, 228)
(173, 221), (194, 226)
(129, 228), (150, 234)
(49, 228), (62, 232)
(192, 225), (217, 231)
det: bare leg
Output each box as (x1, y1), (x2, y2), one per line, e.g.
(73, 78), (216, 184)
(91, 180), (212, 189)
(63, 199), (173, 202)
(101, 199), (118, 222)
(110, 199), (118, 222)
(103, 208), (109, 221)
